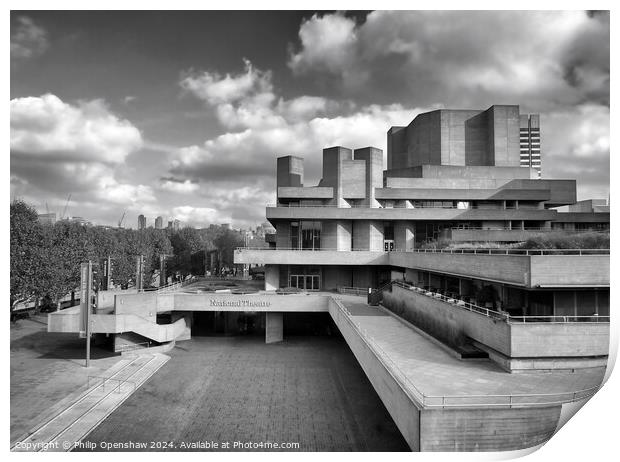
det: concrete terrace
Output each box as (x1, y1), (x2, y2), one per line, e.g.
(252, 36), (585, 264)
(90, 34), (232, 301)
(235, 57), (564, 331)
(336, 297), (606, 408)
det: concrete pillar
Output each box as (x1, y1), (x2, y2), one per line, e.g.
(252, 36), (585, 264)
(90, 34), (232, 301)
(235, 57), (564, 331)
(322, 146), (353, 207)
(265, 265), (279, 291)
(353, 146), (383, 208)
(265, 312), (283, 344)
(171, 312), (192, 341)
(337, 220), (352, 251)
(369, 221), (384, 251)
(394, 221), (415, 251)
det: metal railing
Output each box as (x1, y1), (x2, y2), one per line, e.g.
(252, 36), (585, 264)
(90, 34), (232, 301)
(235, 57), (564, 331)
(235, 246), (609, 255)
(338, 286), (369, 297)
(387, 280), (609, 324)
(267, 202), (550, 210)
(390, 280), (507, 319)
(139, 276), (197, 294)
(450, 226), (608, 233)
(407, 248), (609, 255)
(116, 341), (152, 352)
(333, 298), (601, 408)
(87, 375), (136, 393)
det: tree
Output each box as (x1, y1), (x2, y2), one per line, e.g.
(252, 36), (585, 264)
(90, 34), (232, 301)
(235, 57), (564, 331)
(38, 222), (89, 310)
(214, 229), (244, 269)
(10, 200), (44, 310)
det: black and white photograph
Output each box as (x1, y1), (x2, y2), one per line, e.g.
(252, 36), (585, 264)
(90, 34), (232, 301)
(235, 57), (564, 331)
(7, 3), (614, 457)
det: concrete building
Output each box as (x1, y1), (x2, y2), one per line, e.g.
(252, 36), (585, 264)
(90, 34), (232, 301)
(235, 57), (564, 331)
(45, 106), (609, 453)
(519, 113), (541, 178)
(138, 214), (146, 230)
(154, 216), (163, 229)
(167, 219), (180, 231)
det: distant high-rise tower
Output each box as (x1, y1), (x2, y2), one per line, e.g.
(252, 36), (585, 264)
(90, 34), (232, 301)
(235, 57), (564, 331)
(519, 114), (541, 178)
(154, 216), (163, 229)
(138, 214), (146, 230)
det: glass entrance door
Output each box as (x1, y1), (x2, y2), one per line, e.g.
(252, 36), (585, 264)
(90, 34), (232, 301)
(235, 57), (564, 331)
(289, 274), (320, 291)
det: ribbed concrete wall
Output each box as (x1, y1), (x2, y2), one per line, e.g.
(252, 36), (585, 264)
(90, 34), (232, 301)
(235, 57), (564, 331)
(419, 406), (560, 451)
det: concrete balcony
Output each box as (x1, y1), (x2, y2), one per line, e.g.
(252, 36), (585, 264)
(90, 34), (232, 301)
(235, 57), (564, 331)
(374, 188), (551, 201)
(234, 248), (389, 266)
(277, 186), (333, 199)
(389, 251), (531, 286)
(266, 206), (557, 221)
(389, 250), (610, 288)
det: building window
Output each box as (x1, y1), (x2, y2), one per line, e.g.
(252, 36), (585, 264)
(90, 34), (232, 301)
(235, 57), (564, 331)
(290, 221), (321, 250)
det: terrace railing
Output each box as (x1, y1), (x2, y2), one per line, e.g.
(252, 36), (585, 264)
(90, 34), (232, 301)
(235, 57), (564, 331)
(337, 286), (369, 297)
(236, 246), (610, 255)
(377, 280), (609, 324)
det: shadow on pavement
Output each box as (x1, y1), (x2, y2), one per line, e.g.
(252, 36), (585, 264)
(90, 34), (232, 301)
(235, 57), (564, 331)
(12, 330), (119, 361)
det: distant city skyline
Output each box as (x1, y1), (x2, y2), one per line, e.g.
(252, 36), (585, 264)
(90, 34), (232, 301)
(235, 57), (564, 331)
(10, 11), (610, 228)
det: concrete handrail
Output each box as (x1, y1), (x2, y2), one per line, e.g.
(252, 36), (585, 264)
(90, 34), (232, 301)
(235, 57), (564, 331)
(333, 298), (602, 408)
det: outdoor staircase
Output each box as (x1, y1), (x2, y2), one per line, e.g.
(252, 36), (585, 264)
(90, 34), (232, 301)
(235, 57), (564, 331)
(11, 353), (169, 452)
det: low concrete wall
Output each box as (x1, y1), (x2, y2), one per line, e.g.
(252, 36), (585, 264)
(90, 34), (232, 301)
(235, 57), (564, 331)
(328, 298), (422, 451)
(235, 249), (389, 265)
(97, 289), (137, 309)
(171, 293), (330, 312)
(383, 285), (609, 361)
(510, 322), (609, 358)
(530, 255), (609, 287)
(419, 406), (561, 451)
(389, 252), (530, 286)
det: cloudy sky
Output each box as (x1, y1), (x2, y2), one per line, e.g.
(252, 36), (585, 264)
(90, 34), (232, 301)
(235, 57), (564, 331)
(10, 10), (610, 229)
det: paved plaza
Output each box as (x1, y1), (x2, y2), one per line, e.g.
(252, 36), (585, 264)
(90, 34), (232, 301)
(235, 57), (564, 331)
(78, 335), (409, 451)
(10, 315), (121, 443)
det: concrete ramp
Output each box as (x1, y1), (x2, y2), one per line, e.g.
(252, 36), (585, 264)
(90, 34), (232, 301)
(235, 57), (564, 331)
(48, 309), (187, 345)
(12, 353), (169, 452)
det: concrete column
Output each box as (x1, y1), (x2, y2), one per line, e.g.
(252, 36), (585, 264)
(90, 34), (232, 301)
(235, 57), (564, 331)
(369, 221), (384, 251)
(171, 312), (192, 341)
(394, 222), (415, 251)
(265, 312), (283, 344)
(265, 265), (279, 291)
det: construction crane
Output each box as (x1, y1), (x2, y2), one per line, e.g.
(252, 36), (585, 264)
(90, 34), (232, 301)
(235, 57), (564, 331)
(118, 210), (127, 228)
(45, 202), (49, 214)
(61, 194), (72, 219)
